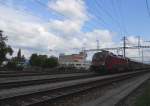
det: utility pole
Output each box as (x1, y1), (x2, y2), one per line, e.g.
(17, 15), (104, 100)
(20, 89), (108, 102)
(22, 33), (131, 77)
(96, 39), (100, 50)
(137, 36), (141, 58)
(116, 49), (119, 55)
(123, 36), (126, 57)
(142, 48), (144, 63)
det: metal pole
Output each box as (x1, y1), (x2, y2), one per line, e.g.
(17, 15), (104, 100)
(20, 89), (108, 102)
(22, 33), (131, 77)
(142, 48), (144, 63)
(96, 39), (100, 50)
(123, 36), (126, 57)
(137, 36), (141, 58)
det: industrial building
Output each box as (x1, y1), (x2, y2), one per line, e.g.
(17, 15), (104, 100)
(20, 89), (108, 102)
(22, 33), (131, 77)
(59, 52), (91, 69)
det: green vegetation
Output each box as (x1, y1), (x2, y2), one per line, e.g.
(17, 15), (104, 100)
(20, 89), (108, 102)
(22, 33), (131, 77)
(42, 57), (58, 68)
(0, 30), (58, 70)
(5, 49), (25, 70)
(135, 82), (150, 106)
(6, 60), (23, 70)
(0, 30), (13, 65)
(29, 53), (58, 68)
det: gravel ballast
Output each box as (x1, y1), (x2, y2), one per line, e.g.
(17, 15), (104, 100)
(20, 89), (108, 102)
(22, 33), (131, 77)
(38, 73), (150, 106)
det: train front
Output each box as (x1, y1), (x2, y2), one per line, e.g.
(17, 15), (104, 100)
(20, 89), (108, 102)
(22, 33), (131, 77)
(90, 52), (108, 74)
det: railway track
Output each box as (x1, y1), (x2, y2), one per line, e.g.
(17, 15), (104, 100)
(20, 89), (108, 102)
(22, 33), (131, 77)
(0, 73), (97, 89)
(0, 69), (91, 77)
(0, 70), (150, 106)
(0, 72), (91, 77)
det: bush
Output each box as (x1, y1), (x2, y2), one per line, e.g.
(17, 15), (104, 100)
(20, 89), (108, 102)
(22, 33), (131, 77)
(5, 61), (23, 70)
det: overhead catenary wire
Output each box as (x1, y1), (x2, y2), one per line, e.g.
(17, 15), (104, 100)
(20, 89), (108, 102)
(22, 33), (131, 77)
(94, 0), (124, 34)
(35, 0), (70, 19)
(35, 0), (125, 52)
(89, 0), (113, 30)
(0, 0), (106, 32)
(0, 0), (106, 53)
(34, 0), (107, 31)
(0, 1), (45, 22)
(146, 0), (150, 17)
(111, 0), (128, 36)
(110, 0), (123, 36)
(0, 0), (97, 54)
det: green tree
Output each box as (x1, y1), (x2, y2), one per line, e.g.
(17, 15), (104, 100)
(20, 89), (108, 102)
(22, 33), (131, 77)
(6, 49), (26, 70)
(43, 57), (58, 68)
(30, 54), (47, 67)
(16, 49), (25, 63)
(29, 53), (38, 66)
(29, 54), (58, 68)
(17, 49), (21, 59)
(0, 30), (13, 65)
(38, 55), (47, 67)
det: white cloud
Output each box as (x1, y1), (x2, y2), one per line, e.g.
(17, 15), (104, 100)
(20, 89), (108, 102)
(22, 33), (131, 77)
(0, 4), (60, 57)
(48, 19), (82, 36)
(47, 0), (115, 49)
(0, 1), (115, 60)
(48, 0), (89, 38)
(127, 36), (138, 46)
(48, 0), (88, 21)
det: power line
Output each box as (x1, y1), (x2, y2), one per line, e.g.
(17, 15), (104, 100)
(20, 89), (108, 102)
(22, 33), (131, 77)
(146, 0), (150, 17)
(34, 0), (106, 32)
(112, 0), (128, 36)
(89, 0), (111, 26)
(122, 36), (127, 57)
(94, 0), (123, 33)
(0, 0), (98, 35)
(89, 0), (111, 29)
(0, 1), (45, 21)
(35, 0), (71, 19)
(0, 0), (107, 54)
(111, 0), (123, 36)
(96, 39), (100, 50)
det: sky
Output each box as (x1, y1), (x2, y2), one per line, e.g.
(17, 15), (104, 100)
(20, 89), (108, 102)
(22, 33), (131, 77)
(0, 0), (150, 61)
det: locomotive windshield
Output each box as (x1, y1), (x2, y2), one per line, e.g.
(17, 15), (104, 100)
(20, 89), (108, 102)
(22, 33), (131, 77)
(92, 52), (106, 62)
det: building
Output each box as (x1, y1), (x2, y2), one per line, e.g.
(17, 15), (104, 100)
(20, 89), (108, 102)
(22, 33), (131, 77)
(59, 52), (91, 69)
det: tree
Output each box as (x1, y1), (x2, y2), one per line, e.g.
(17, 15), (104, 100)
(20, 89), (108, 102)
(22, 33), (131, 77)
(43, 57), (58, 68)
(16, 48), (25, 62)
(17, 48), (21, 59)
(0, 30), (13, 65)
(6, 58), (24, 70)
(5, 50), (25, 70)
(29, 53), (38, 66)
(29, 54), (58, 68)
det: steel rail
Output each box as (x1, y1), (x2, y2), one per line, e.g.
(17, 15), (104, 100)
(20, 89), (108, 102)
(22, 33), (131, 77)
(0, 69), (150, 106)
(0, 73), (97, 90)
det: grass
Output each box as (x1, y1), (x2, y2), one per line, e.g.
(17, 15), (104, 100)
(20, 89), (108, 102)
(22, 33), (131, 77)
(135, 82), (150, 106)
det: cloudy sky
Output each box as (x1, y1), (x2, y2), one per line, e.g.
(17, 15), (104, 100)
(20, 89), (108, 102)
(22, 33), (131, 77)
(0, 0), (150, 62)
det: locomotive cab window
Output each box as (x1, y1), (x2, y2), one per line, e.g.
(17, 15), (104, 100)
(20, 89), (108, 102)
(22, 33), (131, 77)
(92, 52), (106, 62)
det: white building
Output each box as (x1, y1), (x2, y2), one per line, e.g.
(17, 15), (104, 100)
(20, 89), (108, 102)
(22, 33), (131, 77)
(59, 52), (91, 69)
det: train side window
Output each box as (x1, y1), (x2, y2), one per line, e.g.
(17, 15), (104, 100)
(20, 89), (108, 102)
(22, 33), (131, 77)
(106, 56), (111, 64)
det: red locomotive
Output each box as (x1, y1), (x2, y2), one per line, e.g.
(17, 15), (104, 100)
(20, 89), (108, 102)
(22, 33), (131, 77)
(90, 50), (145, 74)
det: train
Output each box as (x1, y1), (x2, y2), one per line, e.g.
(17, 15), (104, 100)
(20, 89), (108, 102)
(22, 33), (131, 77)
(90, 50), (149, 74)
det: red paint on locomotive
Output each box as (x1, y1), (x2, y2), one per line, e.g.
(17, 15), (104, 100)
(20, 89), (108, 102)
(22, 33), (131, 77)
(91, 51), (129, 73)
